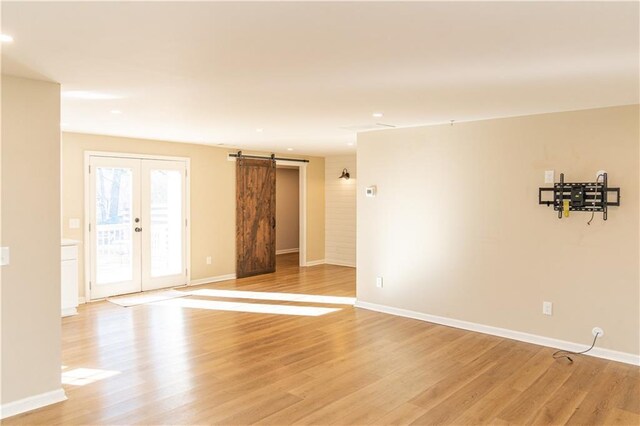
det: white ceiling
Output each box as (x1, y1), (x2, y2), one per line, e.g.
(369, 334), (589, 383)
(2, 2), (638, 155)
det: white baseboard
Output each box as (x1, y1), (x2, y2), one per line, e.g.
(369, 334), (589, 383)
(189, 273), (236, 286)
(61, 307), (78, 317)
(78, 296), (86, 305)
(305, 259), (325, 267)
(0, 388), (67, 420)
(325, 260), (356, 268)
(354, 301), (640, 366)
(276, 248), (299, 255)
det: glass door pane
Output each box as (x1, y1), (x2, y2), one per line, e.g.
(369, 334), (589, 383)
(141, 159), (187, 291)
(95, 167), (134, 284)
(89, 156), (142, 300)
(150, 169), (183, 277)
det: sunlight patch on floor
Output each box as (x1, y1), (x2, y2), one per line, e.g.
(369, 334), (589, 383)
(151, 297), (341, 316)
(183, 288), (356, 305)
(62, 368), (121, 386)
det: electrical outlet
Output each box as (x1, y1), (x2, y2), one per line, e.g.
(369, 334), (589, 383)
(592, 327), (604, 337)
(542, 301), (553, 316)
(0, 247), (9, 266)
(544, 170), (555, 184)
(376, 276), (383, 288)
(206, 256), (212, 265)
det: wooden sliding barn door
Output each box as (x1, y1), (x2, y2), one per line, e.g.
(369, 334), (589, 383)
(236, 158), (277, 278)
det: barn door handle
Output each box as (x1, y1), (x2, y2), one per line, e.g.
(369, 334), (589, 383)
(272, 217), (276, 229)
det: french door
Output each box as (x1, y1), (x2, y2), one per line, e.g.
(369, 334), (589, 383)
(88, 155), (188, 299)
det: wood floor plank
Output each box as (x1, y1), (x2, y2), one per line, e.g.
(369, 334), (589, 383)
(508, 347), (556, 392)
(3, 254), (638, 425)
(603, 408), (640, 425)
(408, 341), (513, 412)
(256, 370), (383, 425)
(527, 388), (588, 426)
(497, 361), (574, 424)
(417, 342), (536, 425)
(617, 372), (640, 414)
(451, 385), (523, 425)
(375, 403), (428, 425)
(565, 362), (632, 425)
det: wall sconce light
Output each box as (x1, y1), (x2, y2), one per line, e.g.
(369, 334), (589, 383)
(339, 168), (350, 180)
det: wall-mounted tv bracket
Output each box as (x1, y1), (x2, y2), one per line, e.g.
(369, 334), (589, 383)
(538, 173), (620, 220)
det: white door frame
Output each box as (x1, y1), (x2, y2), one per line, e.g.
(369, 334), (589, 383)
(229, 155), (308, 267)
(276, 160), (308, 267)
(84, 151), (191, 301)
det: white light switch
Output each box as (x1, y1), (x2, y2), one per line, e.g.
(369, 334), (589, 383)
(69, 218), (80, 229)
(1, 247), (10, 266)
(206, 256), (212, 265)
(544, 170), (555, 184)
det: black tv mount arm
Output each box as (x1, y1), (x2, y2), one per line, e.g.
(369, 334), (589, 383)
(538, 173), (620, 220)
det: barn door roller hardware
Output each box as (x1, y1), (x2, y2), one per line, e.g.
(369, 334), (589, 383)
(538, 173), (620, 220)
(229, 151), (309, 163)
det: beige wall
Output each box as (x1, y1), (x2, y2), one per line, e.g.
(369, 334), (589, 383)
(276, 168), (299, 252)
(325, 155), (357, 267)
(1, 76), (62, 404)
(357, 105), (639, 355)
(61, 132), (325, 299)
(306, 156), (325, 262)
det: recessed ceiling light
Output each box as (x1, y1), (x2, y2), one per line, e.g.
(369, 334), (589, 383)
(256, 128), (263, 133)
(372, 112), (383, 118)
(110, 110), (122, 114)
(287, 148), (293, 151)
(0, 34), (14, 43)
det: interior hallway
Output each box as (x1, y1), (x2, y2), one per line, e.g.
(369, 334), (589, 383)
(5, 254), (638, 425)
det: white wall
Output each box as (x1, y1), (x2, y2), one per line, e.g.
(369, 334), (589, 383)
(356, 105), (639, 358)
(276, 167), (299, 252)
(1, 75), (64, 414)
(325, 155), (356, 267)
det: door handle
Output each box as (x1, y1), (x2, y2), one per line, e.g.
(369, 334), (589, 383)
(272, 217), (276, 229)
(135, 227), (142, 232)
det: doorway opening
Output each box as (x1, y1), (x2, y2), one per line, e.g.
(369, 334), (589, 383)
(84, 152), (190, 300)
(273, 159), (307, 267)
(275, 166), (300, 266)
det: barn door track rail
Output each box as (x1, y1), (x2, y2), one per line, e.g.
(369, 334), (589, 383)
(230, 151), (309, 163)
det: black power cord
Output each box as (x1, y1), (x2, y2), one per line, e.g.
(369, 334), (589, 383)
(552, 332), (601, 363)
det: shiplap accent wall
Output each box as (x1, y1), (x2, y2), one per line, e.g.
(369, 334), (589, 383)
(325, 155), (356, 267)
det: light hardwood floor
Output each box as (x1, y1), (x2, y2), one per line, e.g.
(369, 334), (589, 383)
(5, 254), (639, 425)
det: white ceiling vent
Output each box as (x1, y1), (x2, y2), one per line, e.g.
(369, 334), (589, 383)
(340, 123), (397, 132)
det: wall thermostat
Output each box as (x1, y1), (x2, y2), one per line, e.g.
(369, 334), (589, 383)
(365, 186), (377, 197)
